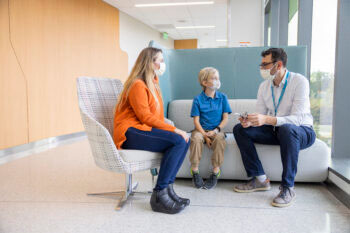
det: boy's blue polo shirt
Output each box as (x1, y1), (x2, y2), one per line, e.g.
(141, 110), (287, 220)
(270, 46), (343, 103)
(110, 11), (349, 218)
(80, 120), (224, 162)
(191, 91), (232, 130)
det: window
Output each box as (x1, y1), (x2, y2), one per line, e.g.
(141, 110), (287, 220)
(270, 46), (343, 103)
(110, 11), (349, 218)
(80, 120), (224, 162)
(267, 11), (271, 46)
(288, 0), (298, 45)
(310, 0), (338, 148)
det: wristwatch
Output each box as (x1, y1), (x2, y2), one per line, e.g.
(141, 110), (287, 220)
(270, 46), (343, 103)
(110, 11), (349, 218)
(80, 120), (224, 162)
(215, 126), (221, 132)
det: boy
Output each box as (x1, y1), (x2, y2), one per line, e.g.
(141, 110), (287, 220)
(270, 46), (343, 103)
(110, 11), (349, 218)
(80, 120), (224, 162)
(190, 67), (232, 189)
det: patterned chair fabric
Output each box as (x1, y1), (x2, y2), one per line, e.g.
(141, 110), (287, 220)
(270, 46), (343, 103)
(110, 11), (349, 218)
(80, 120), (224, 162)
(76, 77), (162, 174)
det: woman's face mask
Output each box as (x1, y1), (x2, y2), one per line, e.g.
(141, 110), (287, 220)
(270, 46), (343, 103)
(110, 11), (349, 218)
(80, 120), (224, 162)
(153, 52), (166, 77)
(154, 62), (166, 76)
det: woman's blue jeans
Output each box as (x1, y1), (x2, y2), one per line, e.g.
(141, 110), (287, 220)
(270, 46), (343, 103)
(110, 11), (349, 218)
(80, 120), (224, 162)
(123, 127), (190, 190)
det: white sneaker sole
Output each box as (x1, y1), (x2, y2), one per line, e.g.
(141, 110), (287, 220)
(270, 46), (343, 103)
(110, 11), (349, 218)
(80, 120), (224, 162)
(271, 196), (295, 207)
(233, 186), (271, 193)
(271, 201), (293, 207)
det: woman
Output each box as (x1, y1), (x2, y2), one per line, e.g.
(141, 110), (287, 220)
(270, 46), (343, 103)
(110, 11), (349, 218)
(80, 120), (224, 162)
(113, 47), (190, 214)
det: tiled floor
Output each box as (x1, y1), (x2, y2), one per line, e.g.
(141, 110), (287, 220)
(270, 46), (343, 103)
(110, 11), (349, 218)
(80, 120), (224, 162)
(0, 139), (349, 233)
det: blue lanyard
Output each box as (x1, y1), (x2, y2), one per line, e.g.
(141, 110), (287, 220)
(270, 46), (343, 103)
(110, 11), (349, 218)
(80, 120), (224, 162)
(271, 71), (290, 116)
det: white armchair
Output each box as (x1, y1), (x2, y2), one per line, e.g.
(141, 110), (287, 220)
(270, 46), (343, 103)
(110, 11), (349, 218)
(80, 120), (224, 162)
(76, 77), (162, 209)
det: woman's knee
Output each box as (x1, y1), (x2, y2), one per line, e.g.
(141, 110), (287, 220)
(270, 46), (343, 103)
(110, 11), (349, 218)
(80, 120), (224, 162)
(171, 132), (187, 147)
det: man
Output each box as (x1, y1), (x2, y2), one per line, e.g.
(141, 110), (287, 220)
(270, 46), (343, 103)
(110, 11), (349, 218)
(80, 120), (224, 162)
(233, 48), (316, 207)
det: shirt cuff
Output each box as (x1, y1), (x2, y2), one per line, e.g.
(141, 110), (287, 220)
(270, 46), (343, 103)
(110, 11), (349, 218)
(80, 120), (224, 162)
(275, 117), (286, 126)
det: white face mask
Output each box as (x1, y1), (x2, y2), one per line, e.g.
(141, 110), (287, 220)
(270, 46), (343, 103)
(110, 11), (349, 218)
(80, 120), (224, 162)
(208, 80), (221, 90)
(260, 64), (277, 81)
(154, 62), (166, 76)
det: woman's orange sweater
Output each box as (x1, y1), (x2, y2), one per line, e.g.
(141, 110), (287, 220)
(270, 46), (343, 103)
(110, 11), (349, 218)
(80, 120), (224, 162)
(113, 77), (176, 149)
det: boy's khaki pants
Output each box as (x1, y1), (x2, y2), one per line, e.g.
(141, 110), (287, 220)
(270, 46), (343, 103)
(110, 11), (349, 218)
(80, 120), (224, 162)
(190, 130), (226, 168)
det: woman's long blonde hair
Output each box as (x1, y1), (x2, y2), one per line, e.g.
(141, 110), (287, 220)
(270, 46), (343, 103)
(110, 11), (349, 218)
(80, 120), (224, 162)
(116, 47), (163, 112)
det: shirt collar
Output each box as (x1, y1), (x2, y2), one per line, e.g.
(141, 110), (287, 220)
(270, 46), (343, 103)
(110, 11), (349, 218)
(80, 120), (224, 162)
(201, 91), (220, 99)
(272, 69), (288, 87)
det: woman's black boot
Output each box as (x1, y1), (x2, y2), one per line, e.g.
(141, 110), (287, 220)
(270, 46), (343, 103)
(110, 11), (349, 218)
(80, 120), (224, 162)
(150, 187), (185, 214)
(167, 183), (190, 206)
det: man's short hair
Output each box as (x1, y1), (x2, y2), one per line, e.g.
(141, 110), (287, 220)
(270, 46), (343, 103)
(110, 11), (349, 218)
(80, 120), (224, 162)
(261, 48), (288, 67)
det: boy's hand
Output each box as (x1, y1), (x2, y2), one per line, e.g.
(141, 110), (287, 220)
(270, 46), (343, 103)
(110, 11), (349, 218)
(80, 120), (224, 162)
(204, 136), (212, 148)
(206, 130), (216, 137)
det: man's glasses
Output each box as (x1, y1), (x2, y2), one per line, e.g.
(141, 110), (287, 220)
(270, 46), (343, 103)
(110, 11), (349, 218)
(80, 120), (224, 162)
(259, 61), (276, 68)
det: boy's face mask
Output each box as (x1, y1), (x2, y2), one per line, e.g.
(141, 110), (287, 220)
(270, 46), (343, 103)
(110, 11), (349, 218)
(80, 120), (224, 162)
(208, 79), (221, 90)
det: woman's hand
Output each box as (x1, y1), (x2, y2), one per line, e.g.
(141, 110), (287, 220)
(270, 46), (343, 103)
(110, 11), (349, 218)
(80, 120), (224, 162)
(174, 128), (189, 142)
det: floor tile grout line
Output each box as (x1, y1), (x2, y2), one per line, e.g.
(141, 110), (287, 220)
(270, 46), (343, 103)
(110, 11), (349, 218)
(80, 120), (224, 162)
(190, 204), (350, 214)
(1, 201), (349, 215)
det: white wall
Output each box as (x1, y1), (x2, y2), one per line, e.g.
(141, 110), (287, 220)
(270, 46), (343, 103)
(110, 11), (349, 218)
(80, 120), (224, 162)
(229, 0), (264, 47)
(119, 11), (174, 72)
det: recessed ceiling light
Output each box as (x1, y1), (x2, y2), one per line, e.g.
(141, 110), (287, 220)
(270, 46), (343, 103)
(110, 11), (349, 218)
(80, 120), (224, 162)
(176, 26), (215, 29)
(135, 1), (214, 7)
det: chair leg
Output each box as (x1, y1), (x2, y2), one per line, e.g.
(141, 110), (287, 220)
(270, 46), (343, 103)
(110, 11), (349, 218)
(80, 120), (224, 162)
(132, 181), (138, 191)
(86, 173), (153, 211)
(150, 168), (158, 190)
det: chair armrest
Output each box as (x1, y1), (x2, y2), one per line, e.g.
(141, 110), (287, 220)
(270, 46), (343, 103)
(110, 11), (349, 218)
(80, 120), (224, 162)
(79, 110), (130, 173)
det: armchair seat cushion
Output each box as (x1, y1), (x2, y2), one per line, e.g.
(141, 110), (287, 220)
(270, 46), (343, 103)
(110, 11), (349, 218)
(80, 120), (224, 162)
(119, 150), (163, 163)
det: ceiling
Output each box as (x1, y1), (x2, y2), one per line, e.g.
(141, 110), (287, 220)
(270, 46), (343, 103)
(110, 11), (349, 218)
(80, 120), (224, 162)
(103, 0), (228, 48)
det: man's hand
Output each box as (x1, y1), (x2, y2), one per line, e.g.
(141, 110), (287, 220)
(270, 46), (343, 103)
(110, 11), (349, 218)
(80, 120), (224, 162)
(247, 113), (267, 127)
(204, 136), (212, 148)
(239, 117), (252, 128)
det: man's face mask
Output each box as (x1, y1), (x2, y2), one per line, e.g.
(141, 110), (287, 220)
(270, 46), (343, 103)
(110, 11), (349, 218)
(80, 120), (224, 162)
(260, 63), (277, 81)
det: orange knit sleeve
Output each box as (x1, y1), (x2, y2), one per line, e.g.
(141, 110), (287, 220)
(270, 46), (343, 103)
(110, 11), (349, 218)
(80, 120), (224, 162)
(128, 81), (176, 132)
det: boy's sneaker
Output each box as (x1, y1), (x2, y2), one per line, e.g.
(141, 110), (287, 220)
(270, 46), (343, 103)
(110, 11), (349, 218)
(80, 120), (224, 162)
(191, 170), (204, 189)
(271, 186), (296, 207)
(233, 178), (271, 193)
(203, 170), (220, 190)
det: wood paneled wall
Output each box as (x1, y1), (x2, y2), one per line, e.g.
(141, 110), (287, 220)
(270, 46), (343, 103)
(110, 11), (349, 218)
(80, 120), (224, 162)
(174, 39), (198, 49)
(0, 0), (128, 149)
(0, 0), (29, 149)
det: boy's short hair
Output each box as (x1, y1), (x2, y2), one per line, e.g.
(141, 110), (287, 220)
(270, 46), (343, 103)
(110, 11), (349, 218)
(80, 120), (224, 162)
(198, 67), (219, 90)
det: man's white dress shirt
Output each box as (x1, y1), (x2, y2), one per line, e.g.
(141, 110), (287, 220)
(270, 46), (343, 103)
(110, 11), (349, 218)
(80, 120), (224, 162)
(256, 70), (313, 127)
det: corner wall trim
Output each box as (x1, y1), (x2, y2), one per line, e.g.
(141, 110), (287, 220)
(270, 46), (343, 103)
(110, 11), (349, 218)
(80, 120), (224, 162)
(0, 131), (87, 165)
(325, 178), (350, 209)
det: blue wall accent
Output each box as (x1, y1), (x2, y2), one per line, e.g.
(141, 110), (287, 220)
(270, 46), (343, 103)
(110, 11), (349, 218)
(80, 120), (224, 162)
(148, 41), (307, 116)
